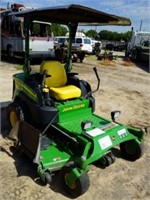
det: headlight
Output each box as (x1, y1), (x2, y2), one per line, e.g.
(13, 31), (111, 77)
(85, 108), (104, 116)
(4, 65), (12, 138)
(111, 110), (121, 122)
(81, 121), (92, 130)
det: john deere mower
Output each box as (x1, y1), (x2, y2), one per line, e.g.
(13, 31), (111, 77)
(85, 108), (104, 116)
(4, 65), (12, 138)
(7, 5), (145, 197)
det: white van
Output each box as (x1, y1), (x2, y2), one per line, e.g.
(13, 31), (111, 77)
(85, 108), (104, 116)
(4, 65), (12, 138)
(72, 37), (93, 54)
(54, 36), (69, 47)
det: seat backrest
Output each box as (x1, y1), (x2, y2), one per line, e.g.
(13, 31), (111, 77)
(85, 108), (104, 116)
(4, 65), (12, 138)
(40, 61), (67, 88)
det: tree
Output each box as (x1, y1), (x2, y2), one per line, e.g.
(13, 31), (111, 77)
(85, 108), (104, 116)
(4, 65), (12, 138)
(96, 30), (132, 42)
(52, 23), (68, 36)
(98, 30), (111, 40)
(51, 23), (132, 42)
(86, 29), (97, 39)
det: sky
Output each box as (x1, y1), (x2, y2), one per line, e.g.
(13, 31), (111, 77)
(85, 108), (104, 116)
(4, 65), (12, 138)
(0, 0), (150, 33)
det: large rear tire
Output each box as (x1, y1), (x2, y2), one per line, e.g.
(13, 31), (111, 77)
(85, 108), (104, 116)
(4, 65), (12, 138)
(7, 102), (24, 128)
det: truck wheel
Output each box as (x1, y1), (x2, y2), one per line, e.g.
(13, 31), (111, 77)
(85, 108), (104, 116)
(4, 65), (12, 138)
(7, 46), (14, 58)
(131, 50), (137, 61)
(120, 140), (144, 161)
(125, 50), (129, 57)
(134, 52), (137, 61)
(80, 58), (83, 63)
(7, 102), (25, 128)
(59, 161), (90, 197)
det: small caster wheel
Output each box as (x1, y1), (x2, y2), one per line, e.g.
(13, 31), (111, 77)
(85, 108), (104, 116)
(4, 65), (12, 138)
(109, 151), (116, 164)
(104, 154), (113, 166)
(104, 152), (116, 166)
(44, 171), (52, 184)
(59, 161), (90, 197)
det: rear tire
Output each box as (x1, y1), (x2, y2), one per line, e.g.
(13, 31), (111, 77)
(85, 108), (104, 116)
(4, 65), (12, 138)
(131, 49), (138, 61)
(7, 102), (24, 128)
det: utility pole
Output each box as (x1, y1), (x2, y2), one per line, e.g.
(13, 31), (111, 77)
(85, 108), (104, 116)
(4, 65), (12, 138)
(7, 2), (8, 8)
(139, 20), (143, 31)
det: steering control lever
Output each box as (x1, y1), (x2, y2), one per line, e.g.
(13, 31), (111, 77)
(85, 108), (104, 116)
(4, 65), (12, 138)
(92, 67), (100, 94)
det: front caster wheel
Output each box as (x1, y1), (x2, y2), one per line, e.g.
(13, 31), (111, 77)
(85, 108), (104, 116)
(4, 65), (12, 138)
(44, 171), (52, 184)
(103, 152), (116, 166)
(120, 140), (144, 161)
(59, 162), (90, 197)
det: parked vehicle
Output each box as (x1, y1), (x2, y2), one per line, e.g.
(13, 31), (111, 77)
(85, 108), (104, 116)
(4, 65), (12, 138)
(105, 43), (115, 50)
(72, 37), (93, 54)
(125, 30), (150, 62)
(0, 3), (54, 60)
(105, 43), (126, 51)
(92, 41), (102, 56)
(114, 44), (126, 51)
(54, 36), (69, 47)
(54, 36), (85, 63)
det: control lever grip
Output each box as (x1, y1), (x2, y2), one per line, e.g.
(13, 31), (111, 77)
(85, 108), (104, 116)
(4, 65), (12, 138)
(93, 67), (100, 82)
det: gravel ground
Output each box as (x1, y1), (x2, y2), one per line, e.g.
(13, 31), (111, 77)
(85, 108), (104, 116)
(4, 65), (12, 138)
(0, 53), (150, 200)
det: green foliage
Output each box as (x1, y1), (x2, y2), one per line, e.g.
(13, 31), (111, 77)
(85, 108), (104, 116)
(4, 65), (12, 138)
(31, 23), (52, 36)
(77, 29), (85, 34)
(85, 29), (97, 39)
(51, 23), (132, 42)
(15, 64), (23, 70)
(52, 23), (68, 36)
(98, 30), (132, 42)
(86, 55), (97, 61)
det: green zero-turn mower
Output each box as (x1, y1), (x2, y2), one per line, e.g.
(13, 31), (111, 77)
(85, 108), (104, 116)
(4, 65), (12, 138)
(7, 5), (145, 197)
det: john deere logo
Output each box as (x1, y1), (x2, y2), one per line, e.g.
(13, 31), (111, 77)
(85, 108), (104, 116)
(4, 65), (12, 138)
(63, 104), (85, 112)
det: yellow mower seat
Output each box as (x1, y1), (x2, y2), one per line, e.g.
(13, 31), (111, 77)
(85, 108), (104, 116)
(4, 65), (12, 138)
(40, 61), (81, 100)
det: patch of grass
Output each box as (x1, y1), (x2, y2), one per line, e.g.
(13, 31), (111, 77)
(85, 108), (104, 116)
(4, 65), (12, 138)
(86, 55), (97, 61)
(15, 64), (23, 70)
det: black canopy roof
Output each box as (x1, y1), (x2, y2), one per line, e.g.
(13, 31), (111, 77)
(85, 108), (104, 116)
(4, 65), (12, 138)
(10, 4), (131, 26)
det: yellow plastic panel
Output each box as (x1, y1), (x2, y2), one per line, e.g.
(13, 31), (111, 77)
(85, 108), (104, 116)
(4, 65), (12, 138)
(40, 61), (67, 87)
(50, 85), (81, 100)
